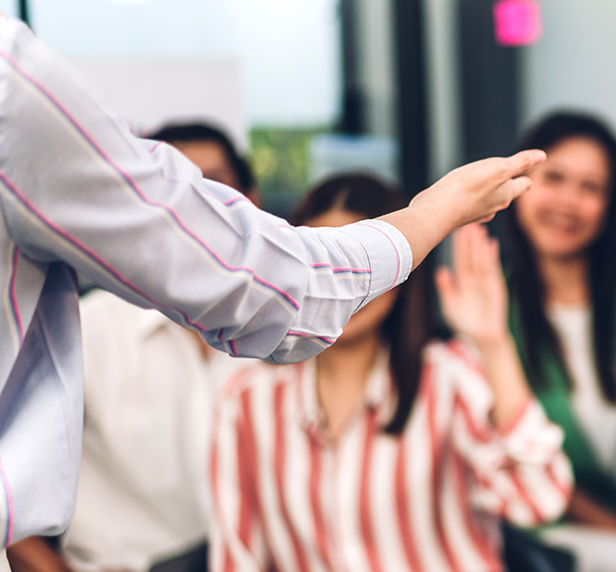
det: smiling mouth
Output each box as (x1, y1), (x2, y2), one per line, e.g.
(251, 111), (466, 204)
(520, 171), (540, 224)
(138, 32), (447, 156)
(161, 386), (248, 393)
(539, 214), (582, 234)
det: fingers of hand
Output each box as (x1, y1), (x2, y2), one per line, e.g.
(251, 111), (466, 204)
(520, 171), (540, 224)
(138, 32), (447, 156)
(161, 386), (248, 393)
(458, 150), (542, 185)
(434, 266), (455, 315)
(505, 149), (547, 179)
(497, 176), (533, 207)
(473, 225), (492, 278)
(453, 225), (472, 281)
(453, 224), (500, 282)
(488, 238), (507, 287)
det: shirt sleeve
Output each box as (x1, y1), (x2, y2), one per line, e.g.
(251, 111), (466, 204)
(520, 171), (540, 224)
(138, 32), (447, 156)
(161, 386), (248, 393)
(210, 372), (270, 572)
(0, 18), (412, 364)
(442, 344), (573, 528)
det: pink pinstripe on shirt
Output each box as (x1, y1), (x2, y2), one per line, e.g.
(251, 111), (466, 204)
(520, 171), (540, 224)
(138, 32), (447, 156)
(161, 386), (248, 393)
(0, 50), (301, 312)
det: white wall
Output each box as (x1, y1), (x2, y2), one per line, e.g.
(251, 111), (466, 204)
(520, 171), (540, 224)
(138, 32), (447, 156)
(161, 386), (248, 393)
(0, 0), (16, 17)
(521, 0), (616, 131)
(224, 0), (342, 126)
(30, 0), (341, 128)
(69, 57), (247, 148)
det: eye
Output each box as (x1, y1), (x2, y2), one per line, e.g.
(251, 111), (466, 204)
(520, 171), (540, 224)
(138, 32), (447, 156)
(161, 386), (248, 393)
(581, 181), (607, 195)
(542, 170), (564, 185)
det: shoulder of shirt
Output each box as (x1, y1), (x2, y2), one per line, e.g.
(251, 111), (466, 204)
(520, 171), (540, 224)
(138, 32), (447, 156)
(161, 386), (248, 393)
(217, 359), (304, 403)
(0, 17), (33, 55)
(421, 338), (488, 399)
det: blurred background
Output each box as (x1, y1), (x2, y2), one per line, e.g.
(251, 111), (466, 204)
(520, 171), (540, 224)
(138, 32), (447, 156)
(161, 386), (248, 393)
(4, 0), (616, 216)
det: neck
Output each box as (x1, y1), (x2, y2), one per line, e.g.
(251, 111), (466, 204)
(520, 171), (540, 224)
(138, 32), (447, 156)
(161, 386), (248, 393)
(315, 331), (382, 438)
(538, 253), (590, 306)
(190, 330), (213, 360)
(316, 332), (382, 387)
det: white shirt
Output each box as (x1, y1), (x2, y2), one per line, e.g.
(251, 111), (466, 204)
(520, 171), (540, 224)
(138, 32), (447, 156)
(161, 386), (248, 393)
(548, 304), (616, 473)
(62, 291), (248, 572)
(0, 18), (411, 546)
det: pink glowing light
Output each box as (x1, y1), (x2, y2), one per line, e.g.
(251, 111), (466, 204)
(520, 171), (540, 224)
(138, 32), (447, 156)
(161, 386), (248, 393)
(494, 0), (542, 46)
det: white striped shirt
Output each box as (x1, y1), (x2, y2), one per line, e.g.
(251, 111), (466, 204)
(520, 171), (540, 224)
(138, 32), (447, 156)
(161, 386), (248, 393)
(0, 18), (411, 546)
(211, 341), (573, 572)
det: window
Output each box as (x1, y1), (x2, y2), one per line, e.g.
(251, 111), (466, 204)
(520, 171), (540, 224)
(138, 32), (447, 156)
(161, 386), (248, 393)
(27, 0), (343, 215)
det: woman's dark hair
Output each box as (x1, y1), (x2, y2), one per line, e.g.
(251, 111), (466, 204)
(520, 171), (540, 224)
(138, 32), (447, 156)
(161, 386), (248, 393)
(292, 173), (436, 434)
(503, 112), (616, 401)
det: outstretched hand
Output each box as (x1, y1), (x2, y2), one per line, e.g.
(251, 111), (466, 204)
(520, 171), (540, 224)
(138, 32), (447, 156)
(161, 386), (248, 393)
(379, 150), (546, 269)
(417, 150), (546, 227)
(435, 224), (509, 349)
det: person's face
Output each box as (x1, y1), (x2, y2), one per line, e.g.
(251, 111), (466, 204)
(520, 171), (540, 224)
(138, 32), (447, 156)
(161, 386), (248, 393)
(515, 136), (612, 261)
(172, 140), (241, 190)
(307, 207), (398, 346)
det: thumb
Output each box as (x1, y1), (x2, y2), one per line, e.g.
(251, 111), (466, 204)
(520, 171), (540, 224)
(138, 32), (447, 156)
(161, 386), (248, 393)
(435, 266), (455, 304)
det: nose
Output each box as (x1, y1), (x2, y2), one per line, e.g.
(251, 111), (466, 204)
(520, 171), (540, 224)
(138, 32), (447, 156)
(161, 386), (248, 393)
(559, 181), (585, 208)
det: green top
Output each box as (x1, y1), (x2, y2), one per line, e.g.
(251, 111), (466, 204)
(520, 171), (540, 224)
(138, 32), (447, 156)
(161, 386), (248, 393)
(509, 299), (616, 513)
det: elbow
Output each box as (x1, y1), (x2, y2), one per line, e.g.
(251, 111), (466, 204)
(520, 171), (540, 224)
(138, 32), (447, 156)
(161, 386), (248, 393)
(533, 488), (572, 526)
(507, 456), (574, 528)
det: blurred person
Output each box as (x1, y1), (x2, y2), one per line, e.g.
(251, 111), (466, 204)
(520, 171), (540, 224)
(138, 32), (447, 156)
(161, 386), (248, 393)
(8, 292), (242, 572)
(6, 125), (261, 572)
(504, 112), (616, 572)
(0, 16), (546, 566)
(210, 175), (572, 572)
(147, 123), (261, 205)
(70, 292), (244, 572)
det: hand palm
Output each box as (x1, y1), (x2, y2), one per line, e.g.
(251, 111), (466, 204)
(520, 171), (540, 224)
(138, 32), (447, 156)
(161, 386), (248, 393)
(436, 225), (508, 345)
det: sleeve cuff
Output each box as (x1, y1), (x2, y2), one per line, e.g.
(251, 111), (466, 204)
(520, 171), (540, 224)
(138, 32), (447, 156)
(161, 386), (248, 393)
(496, 399), (566, 463)
(340, 219), (412, 309)
(496, 395), (536, 437)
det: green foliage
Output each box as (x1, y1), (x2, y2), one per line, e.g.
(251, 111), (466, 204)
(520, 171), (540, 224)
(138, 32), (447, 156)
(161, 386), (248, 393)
(249, 126), (330, 216)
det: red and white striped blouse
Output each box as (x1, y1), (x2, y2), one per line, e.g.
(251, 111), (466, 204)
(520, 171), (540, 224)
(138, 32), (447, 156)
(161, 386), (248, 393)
(210, 341), (572, 572)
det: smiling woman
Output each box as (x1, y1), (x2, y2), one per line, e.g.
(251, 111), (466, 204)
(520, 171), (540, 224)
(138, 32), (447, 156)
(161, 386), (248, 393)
(516, 136), (611, 265)
(503, 112), (616, 572)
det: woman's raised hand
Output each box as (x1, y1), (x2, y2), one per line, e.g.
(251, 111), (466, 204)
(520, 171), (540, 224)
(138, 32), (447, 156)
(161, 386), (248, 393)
(435, 224), (509, 349)
(437, 225), (534, 428)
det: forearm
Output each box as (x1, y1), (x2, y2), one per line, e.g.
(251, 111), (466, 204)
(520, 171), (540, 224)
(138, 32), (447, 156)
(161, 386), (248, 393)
(7, 537), (72, 572)
(476, 335), (533, 430)
(449, 340), (571, 526)
(568, 488), (616, 530)
(380, 203), (453, 271)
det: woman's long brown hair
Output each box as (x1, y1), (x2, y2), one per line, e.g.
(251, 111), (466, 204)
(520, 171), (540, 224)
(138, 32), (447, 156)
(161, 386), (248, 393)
(291, 174), (436, 434)
(502, 112), (616, 401)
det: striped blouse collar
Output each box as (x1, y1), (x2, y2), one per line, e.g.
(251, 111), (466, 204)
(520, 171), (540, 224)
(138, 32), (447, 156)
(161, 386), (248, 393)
(298, 347), (395, 434)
